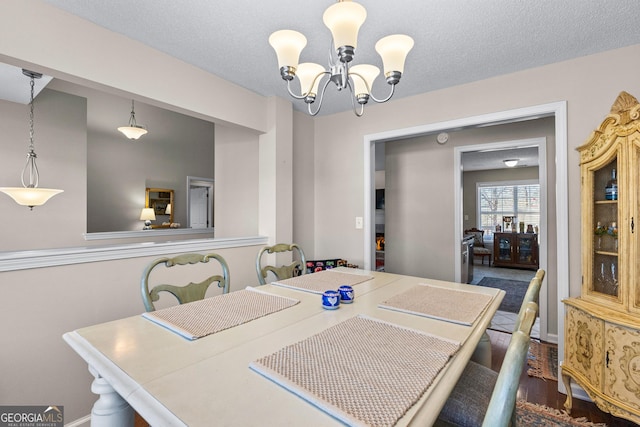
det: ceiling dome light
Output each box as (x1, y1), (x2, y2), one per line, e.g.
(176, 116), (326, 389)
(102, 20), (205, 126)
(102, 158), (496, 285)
(504, 159), (519, 167)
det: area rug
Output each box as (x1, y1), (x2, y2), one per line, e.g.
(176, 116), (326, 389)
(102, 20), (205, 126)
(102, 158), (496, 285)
(528, 339), (559, 380)
(516, 400), (607, 426)
(476, 277), (529, 313)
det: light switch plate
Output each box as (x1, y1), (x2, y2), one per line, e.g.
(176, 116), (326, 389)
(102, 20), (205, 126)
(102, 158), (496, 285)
(355, 217), (363, 229)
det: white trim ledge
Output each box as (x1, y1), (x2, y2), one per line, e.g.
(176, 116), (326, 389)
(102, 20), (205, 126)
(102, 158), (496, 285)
(84, 227), (215, 240)
(0, 236), (268, 272)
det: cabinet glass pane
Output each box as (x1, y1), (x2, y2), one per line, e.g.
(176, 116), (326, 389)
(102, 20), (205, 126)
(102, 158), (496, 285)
(518, 235), (536, 264)
(592, 158), (619, 297)
(497, 236), (513, 261)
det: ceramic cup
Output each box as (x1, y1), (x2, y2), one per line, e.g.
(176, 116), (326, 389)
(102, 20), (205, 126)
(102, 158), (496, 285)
(322, 290), (340, 310)
(338, 285), (354, 303)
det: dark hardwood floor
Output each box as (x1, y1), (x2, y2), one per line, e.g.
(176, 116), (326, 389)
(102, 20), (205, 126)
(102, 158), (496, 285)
(488, 329), (638, 426)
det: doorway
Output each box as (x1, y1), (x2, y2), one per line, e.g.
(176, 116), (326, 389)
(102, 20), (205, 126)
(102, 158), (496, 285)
(459, 138), (546, 339)
(363, 101), (568, 350)
(187, 176), (214, 230)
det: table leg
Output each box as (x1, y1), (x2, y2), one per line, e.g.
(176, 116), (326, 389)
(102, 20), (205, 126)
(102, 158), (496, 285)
(89, 366), (134, 427)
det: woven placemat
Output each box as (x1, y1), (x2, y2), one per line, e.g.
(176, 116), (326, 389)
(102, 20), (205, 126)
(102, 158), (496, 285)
(250, 315), (460, 427)
(379, 284), (493, 326)
(142, 287), (299, 340)
(272, 270), (373, 294)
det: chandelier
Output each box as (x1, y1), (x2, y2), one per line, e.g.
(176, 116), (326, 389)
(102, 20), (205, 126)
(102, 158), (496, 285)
(117, 100), (148, 139)
(0, 70), (63, 209)
(269, 0), (414, 117)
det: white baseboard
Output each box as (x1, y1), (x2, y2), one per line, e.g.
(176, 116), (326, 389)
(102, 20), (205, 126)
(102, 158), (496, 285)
(65, 414), (91, 427)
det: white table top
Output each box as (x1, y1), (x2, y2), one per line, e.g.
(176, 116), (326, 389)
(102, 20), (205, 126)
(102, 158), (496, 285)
(64, 269), (504, 426)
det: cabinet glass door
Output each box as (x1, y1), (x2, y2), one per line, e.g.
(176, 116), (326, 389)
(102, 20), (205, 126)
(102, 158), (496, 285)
(517, 235), (536, 264)
(496, 235), (514, 262)
(592, 158), (619, 298)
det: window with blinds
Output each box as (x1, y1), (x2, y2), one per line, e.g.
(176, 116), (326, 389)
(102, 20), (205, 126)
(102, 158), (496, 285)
(477, 180), (540, 236)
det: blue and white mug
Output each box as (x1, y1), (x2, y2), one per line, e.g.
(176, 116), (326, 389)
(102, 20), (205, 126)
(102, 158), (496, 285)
(322, 290), (340, 310)
(338, 285), (354, 304)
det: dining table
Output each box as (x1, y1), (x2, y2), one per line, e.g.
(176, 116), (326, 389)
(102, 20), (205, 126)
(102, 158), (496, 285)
(63, 267), (504, 427)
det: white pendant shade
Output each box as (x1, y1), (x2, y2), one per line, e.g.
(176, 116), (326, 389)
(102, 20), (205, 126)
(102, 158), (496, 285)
(269, 30), (307, 69)
(375, 34), (415, 75)
(296, 63), (325, 96)
(350, 64), (380, 96)
(0, 187), (64, 208)
(118, 125), (148, 140)
(323, 1), (366, 49)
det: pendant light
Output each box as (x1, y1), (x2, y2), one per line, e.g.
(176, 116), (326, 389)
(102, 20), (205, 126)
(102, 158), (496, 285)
(0, 70), (63, 210)
(118, 100), (148, 139)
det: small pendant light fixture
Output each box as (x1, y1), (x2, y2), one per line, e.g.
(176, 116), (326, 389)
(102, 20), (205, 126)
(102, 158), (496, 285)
(117, 100), (148, 139)
(0, 70), (63, 210)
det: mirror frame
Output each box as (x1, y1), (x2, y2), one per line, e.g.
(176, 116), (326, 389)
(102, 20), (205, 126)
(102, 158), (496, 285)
(145, 188), (174, 228)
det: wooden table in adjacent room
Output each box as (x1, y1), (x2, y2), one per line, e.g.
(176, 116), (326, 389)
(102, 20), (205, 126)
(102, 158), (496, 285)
(63, 268), (504, 426)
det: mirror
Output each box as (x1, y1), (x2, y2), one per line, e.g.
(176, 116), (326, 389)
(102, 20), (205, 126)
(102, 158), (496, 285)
(146, 188), (174, 228)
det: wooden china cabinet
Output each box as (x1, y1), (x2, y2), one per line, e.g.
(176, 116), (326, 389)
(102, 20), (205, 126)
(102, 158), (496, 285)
(562, 92), (640, 424)
(493, 232), (539, 270)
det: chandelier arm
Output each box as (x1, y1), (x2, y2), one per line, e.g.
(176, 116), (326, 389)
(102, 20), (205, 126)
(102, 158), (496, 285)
(307, 77), (334, 116)
(345, 80), (365, 117)
(368, 83), (396, 104)
(286, 79), (309, 100)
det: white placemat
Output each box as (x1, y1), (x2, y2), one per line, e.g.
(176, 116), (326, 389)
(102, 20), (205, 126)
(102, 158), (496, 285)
(250, 315), (460, 427)
(142, 287), (299, 340)
(272, 270), (373, 294)
(378, 283), (494, 326)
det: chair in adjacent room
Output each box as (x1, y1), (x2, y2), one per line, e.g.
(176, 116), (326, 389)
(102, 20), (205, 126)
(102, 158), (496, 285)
(465, 228), (492, 266)
(256, 243), (306, 286)
(433, 270), (546, 427)
(140, 252), (230, 312)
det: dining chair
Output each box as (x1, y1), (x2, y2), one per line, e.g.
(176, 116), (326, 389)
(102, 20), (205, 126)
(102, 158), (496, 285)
(255, 243), (306, 285)
(140, 252), (230, 312)
(471, 268), (545, 368)
(432, 301), (539, 427)
(435, 269), (546, 426)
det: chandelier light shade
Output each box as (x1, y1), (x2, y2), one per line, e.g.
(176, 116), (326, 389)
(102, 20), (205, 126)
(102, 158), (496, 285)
(269, 0), (414, 116)
(0, 69), (63, 210)
(322, 1), (367, 55)
(118, 100), (148, 140)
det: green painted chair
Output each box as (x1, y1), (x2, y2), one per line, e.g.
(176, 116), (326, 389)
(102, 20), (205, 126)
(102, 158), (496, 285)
(255, 243), (306, 286)
(140, 252), (230, 312)
(434, 273), (544, 426)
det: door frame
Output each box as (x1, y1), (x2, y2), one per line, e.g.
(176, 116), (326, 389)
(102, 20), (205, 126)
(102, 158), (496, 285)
(455, 137), (548, 340)
(363, 101), (568, 372)
(186, 176), (214, 229)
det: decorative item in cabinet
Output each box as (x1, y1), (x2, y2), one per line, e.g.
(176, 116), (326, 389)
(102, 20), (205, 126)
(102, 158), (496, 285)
(562, 91), (640, 425)
(492, 232), (539, 270)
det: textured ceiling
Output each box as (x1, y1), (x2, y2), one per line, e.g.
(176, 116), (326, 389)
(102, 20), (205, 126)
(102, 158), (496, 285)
(36, 0), (640, 115)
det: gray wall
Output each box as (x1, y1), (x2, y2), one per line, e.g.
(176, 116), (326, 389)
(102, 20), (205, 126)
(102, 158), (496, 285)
(383, 118), (554, 281)
(47, 81), (216, 233)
